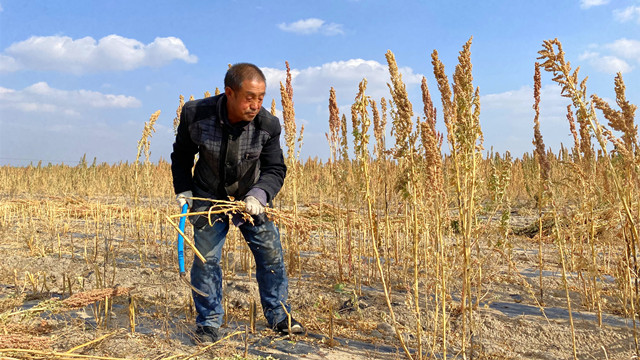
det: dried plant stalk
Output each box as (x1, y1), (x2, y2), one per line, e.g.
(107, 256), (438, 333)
(385, 50), (414, 159)
(431, 37), (484, 358)
(173, 95), (184, 136)
(352, 78), (413, 359)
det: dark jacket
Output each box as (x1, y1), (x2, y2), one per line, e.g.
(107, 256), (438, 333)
(171, 94), (287, 215)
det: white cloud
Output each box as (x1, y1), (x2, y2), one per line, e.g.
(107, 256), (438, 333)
(578, 38), (640, 74)
(606, 38), (640, 59)
(483, 85), (567, 120)
(0, 34), (197, 74)
(262, 59), (422, 105)
(481, 84), (572, 155)
(580, 0), (610, 9)
(278, 18), (344, 35)
(613, 5), (640, 23)
(0, 83), (154, 165)
(579, 51), (633, 73)
(0, 82), (141, 115)
(0, 54), (20, 72)
(144, 37), (197, 66)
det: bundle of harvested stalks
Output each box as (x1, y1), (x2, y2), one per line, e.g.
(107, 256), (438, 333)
(1, 287), (132, 318)
(165, 197), (314, 265)
(0, 348), (129, 360)
(61, 287), (132, 310)
(166, 197), (313, 230)
(0, 334), (51, 351)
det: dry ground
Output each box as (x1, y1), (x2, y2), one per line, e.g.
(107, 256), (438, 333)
(0, 195), (637, 359)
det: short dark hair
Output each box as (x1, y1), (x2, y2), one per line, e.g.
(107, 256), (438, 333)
(224, 63), (266, 91)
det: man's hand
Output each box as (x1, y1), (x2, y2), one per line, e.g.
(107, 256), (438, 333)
(176, 190), (193, 209)
(244, 196), (264, 215)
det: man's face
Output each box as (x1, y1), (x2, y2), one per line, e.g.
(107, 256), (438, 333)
(226, 79), (266, 123)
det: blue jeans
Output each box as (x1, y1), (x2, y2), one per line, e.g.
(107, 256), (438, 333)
(190, 218), (290, 328)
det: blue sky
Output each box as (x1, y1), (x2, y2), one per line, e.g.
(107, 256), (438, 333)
(1, 0), (639, 166)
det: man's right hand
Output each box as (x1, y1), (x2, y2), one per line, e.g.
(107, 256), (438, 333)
(176, 190), (193, 209)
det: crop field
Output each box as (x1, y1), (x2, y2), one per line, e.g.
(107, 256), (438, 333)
(0, 38), (638, 359)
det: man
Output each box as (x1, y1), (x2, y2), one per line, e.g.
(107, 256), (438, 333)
(171, 63), (304, 344)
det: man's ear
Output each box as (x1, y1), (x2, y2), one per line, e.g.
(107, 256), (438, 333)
(225, 86), (234, 97)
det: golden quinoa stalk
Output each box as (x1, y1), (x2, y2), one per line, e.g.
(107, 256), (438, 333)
(351, 78), (413, 359)
(371, 98), (384, 160)
(538, 37), (640, 358)
(279, 61), (302, 273)
(379, 97), (388, 158)
(385, 50), (414, 159)
(420, 76), (444, 200)
(280, 61), (297, 164)
(533, 62), (549, 309)
(431, 36), (483, 358)
(419, 74), (449, 357)
(328, 87), (341, 161)
(539, 37), (639, 269)
(340, 113), (349, 162)
(533, 63), (550, 184)
(431, 50), (456, 151)
(566, 104), (582, 160)
(534, 59), (579, 360)
(326, 87), (345, 274)
(136, 110), (160, 167)
(592, 73), (638, 156)
(134, 110), (160, 211)
(173, 95), (184, 136)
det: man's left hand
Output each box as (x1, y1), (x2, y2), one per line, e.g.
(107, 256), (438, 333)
(244, 196), (264, 215)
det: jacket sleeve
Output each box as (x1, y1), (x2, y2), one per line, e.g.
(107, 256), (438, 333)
(253, 122), (287, 203)
(170, 104), (199, 195)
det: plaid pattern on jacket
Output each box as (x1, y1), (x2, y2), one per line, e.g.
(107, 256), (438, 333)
(171, 94), (287, 213)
